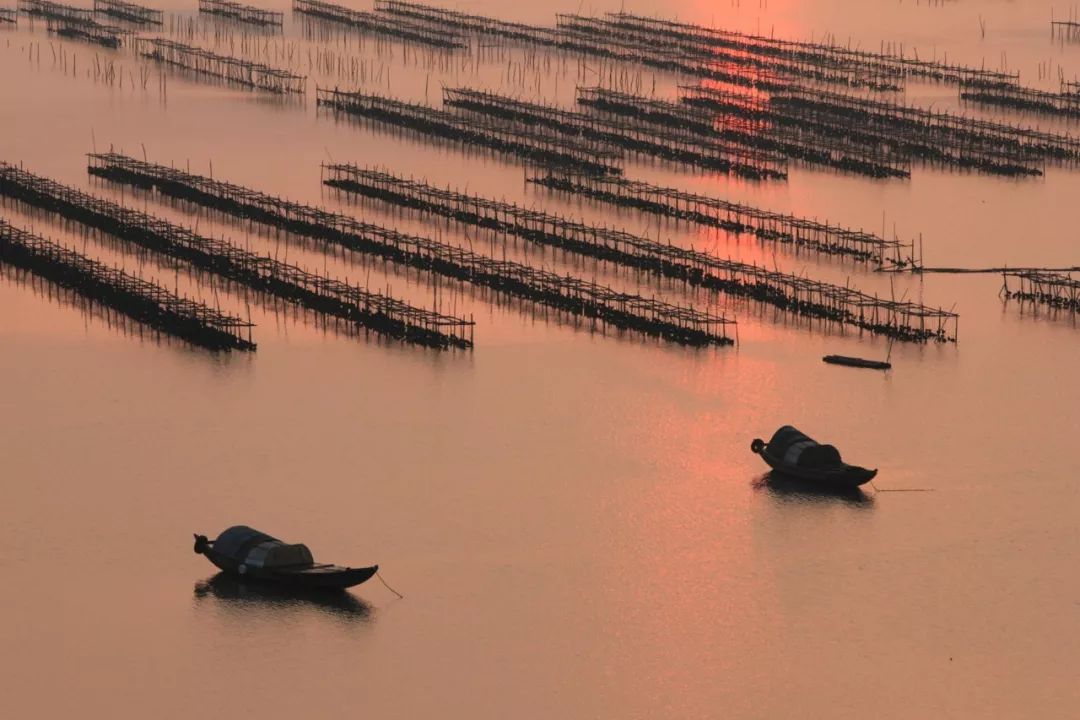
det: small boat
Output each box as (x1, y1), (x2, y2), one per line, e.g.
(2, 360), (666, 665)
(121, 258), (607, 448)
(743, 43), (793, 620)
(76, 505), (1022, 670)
(193, 526), (378, 590)
(750, 425), (877, 488)
(823, 354), (892, 370)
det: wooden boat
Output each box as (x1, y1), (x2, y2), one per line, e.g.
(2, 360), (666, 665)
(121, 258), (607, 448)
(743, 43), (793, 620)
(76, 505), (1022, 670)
(822, 354), (892, 370)
(193, 526), (378, 590)
(751, 425), (877, 488)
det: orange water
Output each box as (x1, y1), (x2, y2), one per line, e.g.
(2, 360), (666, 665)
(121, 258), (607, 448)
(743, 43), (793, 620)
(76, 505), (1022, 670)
(1, 2), (1078, 718)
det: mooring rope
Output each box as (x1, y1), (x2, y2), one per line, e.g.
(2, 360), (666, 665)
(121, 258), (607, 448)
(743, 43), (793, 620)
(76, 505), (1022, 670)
(376, 570), (405, 599)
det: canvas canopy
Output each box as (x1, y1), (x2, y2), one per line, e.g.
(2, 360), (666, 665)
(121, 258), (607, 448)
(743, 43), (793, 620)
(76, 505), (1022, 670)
(245, 541), (315, 569)
(767, 426), (842, 469)
(211, 526), (315, 568)
(212, 526), (277, 562)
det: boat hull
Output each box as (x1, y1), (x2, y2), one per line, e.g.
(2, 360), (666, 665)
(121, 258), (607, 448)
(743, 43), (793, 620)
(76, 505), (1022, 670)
(265, 565), (379, 590)
(755, 446), (877, 488)
(199, 546), (378, 590)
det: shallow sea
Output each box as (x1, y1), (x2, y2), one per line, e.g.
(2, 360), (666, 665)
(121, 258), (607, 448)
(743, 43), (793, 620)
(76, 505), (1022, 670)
(1, 1), (1078, 717)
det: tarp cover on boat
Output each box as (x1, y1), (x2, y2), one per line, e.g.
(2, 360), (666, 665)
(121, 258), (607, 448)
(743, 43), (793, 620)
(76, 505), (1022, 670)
(212, 526), (278, 563)
(244, 541), (314, 569)
(768, 426), (843, 469)
(212, 526), (315, 568)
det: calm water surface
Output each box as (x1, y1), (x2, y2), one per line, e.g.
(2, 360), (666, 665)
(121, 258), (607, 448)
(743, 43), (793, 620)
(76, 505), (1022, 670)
(1, 1), (1078, 718)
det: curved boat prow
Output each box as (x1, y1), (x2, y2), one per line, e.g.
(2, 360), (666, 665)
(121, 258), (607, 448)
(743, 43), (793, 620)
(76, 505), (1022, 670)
(273, 563), (380, 590)
(343, 565), (379, 588)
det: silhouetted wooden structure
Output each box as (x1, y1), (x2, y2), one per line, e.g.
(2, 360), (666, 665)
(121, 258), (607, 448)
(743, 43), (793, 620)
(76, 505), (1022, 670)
(325, 163), (955, 343)
(372, 1), (800, 92)
(0, 162), (474, 349)
(528, 172), (905, 265)
(371, 2), (1017, 91)
(603, 11), (1016, 88)
(294, 0), (466, 49)
(17, 0), (91, 23)
(47, 16), (127, 47)
(135, 38), (306, 94)
(556, 14), (900, 92)
(960, 80), (1080, 119)
(680, 85), (1064, 176)
(765, 87), (1080, 163)
(88, 152), (735, 346)
(198, 0), (282, 27)
(576, 86), (908, 178)
(19, 0), (128, 46)
(442, 88), (788, 180)
(1002, 270), (1080, 312)
(1051, 19), (1080, 42)
(0, 219), (255, 351)
(0, 7), (17, 23)
(316, 87), (622, 176)
(93, 0), (161, 26)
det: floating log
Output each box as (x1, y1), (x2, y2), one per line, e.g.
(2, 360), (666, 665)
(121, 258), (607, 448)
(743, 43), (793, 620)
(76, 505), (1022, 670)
(92, 0), (161, 26)
(325, 163), (953, 343)
(293, 0), (467, 49)
(822, 355), (891, 370)
(577, 86), (908, 179)
(198, 0), (282, 27)
(527, 172), (903, 265)
(0, 219), (255, 351)
(87, 152), (735, 347)
(316, 87), (622, 176)
(17, 0), (91, 23)
(0, 162), (473, 349)
(442, 87), (788, 180)
(1002, 270), (1080, 313)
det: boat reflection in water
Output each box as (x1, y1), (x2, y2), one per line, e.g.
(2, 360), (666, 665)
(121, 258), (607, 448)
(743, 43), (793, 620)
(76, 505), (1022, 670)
(753, 473), (874, 508)
(194, 573), (374, 622)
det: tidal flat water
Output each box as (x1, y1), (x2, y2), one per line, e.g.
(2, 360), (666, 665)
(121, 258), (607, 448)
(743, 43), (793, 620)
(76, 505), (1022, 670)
(0, 1), (1078, 718)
